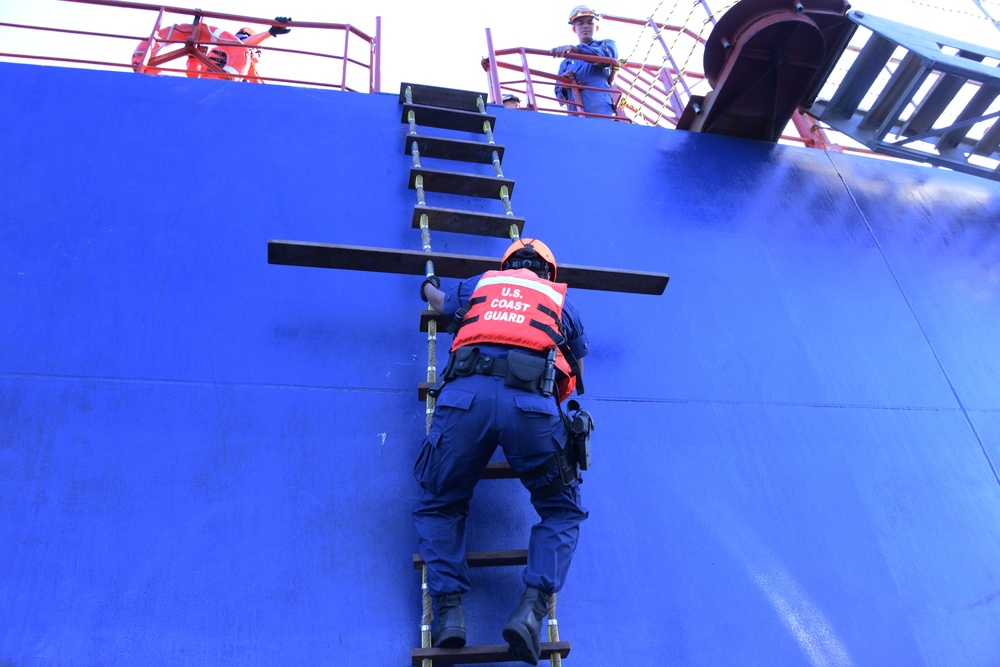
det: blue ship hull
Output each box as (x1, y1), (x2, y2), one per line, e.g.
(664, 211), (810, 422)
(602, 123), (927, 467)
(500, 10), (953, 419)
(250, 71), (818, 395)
(2, 61), (1000, 665)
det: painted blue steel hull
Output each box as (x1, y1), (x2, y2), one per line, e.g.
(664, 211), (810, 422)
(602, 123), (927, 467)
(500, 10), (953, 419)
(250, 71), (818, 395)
(2, 62), (1000, 665)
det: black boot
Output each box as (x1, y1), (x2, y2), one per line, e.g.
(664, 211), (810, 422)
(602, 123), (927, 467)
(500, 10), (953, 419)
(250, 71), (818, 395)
(432, 593), (466, 648)
(502, 586), (551, 665)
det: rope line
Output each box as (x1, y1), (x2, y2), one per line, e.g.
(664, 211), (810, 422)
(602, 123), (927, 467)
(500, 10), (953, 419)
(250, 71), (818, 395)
(621, 0), (670, 63)
(480, 109), (520, 240)
(903, 0), (1000, 19)
(406, 84), (437, 667)
(620, 0), (713, 125)
(547, 593), (562, 667)
(421, 565), (433, 667)
(623, 0), (696, 73)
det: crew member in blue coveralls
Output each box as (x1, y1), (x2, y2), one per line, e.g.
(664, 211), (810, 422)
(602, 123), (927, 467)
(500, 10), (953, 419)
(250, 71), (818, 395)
(552, 5), (619, 117)
(414, 239), (589, 665)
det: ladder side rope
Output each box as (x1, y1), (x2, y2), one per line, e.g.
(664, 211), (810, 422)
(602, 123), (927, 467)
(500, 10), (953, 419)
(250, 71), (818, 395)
(477, 96), (521, 241)
(407, 85), (436, 667)
(421, 565), (433, 667)
(547, 593), (562, 667)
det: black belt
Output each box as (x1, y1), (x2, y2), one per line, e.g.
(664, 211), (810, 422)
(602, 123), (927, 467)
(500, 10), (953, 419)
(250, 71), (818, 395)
(467, 354), (509, 377)
(431, 347), (551, 398)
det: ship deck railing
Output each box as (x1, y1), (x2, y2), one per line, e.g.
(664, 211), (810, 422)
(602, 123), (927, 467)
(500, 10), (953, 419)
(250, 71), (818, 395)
(479, 9), (838, 149)
(0, 0), (381, 92)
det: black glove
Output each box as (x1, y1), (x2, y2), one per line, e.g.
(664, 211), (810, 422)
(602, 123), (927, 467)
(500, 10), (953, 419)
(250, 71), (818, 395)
(268, 17), (292, 36)
(420, 275), (441, 302)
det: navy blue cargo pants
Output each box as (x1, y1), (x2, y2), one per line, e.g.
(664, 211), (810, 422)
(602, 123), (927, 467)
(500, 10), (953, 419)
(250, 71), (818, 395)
(413, 371), (588, 596)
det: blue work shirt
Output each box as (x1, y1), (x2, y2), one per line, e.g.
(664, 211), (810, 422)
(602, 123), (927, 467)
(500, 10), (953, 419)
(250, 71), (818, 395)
(555, 39), (618, 116)
(440, 272), (589, 361)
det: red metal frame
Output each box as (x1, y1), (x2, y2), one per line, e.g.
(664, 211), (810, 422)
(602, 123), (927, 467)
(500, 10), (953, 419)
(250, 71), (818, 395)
(1, 0), (381, 92)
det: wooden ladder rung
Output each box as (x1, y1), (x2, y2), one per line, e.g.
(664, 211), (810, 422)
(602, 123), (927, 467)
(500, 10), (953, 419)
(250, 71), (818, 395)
(411, 642), (571, 665)
(420, 311), (452, 332)
(412, 205), (524, 238)
(409, 167), (514, 199)
(401, 103), (496, 134)
(399, 82), (490, 112)
(405, 134), (505, 165)
(481, 461), (518, 479)
(413, 550), (528, 569)
(267, 242), (670, 295)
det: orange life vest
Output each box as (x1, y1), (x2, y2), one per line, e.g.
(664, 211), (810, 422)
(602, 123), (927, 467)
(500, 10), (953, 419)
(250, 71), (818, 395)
(244, 57), (265, 84)
(451, 269), (579, 401)
(131, 23), (250, 80)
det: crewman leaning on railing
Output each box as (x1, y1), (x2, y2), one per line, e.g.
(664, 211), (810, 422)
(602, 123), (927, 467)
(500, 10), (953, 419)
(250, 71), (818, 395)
(551, 5), (619, 117)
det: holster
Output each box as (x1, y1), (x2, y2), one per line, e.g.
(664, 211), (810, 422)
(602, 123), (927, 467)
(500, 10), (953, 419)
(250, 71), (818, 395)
(565, 400), (594, 471)
(518, 397), (595, 494)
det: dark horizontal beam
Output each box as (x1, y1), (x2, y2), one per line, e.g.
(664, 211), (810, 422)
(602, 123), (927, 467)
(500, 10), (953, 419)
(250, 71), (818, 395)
(411, 205), (524, 238)
(400, 103), (495, 134)
(411, 642), (571, 665)
(420, 311), (451, 331)
(413, 550), (527, 569)
(399, 82), (490, 112)
(267, 241), (669, 295)
(409, 167), (514, 199)
(405, 134), (505, 164)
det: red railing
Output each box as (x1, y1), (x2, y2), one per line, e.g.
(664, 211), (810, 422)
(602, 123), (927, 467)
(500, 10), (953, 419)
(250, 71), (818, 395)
(482, 43), (630, 121)
(0, 0), (381, 92)
(482, 13), (712, 125)
(481, 10), (837, 148)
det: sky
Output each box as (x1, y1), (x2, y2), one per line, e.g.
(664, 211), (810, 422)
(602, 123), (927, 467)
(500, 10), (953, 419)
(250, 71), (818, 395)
(1, 0), (998, 96)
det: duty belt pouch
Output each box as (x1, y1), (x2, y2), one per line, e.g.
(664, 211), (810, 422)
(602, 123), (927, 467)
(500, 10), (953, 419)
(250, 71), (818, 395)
(504, 349), (547, 392)
(452, 346), (480, 377)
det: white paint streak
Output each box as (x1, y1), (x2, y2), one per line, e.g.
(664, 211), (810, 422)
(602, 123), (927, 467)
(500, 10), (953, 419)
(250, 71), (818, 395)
(699, 501), (855, 667)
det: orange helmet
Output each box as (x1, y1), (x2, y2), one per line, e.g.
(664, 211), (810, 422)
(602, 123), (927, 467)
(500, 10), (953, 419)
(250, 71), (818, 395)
(501, 238), (557, 280)
(235, 26), (255, 40)
(568, 5), (600, 24)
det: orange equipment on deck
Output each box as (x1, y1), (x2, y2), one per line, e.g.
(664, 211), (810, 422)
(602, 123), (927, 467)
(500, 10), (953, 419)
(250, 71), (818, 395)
(131, 20), (250, 80)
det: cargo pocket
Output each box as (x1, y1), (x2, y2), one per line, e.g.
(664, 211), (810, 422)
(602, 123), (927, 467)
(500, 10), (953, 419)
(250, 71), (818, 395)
(436, 389), (475, 411)
(412, 428), (443, 492)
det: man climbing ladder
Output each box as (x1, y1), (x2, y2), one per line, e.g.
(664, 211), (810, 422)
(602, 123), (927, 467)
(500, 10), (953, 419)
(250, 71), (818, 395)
(413, 238), (589, 665)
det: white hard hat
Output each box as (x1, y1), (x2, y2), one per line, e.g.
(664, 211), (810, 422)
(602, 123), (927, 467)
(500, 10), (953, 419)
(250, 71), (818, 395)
(568, 5), (600, 24)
